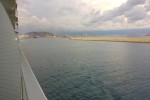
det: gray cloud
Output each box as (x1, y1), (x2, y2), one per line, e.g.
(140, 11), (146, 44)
(127, 0), (146, 6)
(112, 0), (146, 17)
(87, 0), (147, 25)
(125, 6), (146, 22)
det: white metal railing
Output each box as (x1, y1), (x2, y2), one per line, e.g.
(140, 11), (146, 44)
(20, 48), (48, 100)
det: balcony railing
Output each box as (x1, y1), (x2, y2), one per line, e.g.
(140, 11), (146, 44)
(20, 48), (48, 100)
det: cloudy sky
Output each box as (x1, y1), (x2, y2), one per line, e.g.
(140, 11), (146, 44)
(18, 0), (150, 34)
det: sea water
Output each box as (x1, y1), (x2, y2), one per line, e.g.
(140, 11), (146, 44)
(21, 38), (150, 100)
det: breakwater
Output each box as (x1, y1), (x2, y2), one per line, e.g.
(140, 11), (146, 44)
(69, 36), (150, 43)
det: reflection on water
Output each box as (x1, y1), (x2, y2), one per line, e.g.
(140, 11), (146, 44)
(21, 38), (150, 100)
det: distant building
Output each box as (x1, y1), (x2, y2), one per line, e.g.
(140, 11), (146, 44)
(45, 32), (53, 38)
(144, 34), (150, 36)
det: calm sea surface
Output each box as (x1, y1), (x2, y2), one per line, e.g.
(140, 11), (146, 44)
(21, 38), (150, 100)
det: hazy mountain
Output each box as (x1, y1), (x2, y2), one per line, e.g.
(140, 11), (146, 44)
(61, 28), (150, 37)
(25, 32), (54, 37)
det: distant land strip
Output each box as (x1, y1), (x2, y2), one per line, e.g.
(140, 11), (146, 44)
(68, 36), (150, 43)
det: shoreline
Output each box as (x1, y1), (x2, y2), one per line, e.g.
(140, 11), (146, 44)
(68, 36), (150, 43)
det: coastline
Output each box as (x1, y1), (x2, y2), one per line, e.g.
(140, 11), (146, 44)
(68, 36), (150, 43)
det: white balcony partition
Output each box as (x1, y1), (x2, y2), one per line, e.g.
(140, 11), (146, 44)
(0, 1), (47, 100)
(0, 2), (21, 100)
